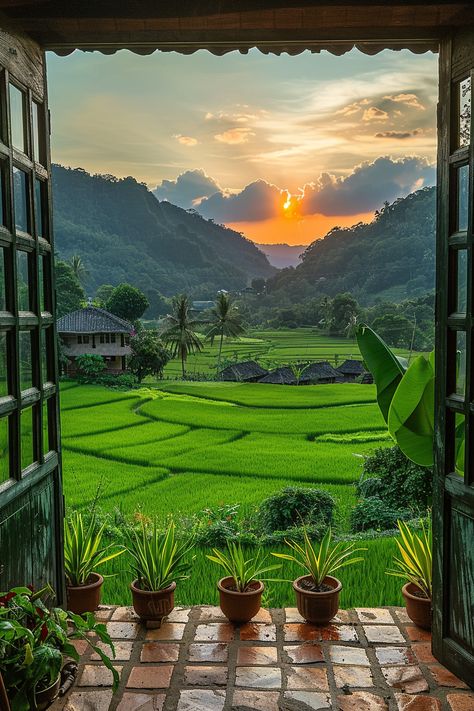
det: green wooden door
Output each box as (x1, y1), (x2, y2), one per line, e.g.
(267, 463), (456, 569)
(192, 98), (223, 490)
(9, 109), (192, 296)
(0, 28), (64, 602)
(433, 28), (474, 687)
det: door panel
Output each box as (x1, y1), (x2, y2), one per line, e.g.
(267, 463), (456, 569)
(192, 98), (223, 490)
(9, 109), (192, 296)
(433, 28), (474, 687)
(0, 27), (64, 603)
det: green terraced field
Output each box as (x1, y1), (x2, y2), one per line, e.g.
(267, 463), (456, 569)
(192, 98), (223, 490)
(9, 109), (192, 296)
(60, 378), (401, 606)
(161, 328), (417, 378)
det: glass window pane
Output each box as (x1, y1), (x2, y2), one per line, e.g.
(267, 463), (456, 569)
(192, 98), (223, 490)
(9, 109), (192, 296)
(40, 328), (49, 384)
(0, 416), (9, 483)
(0, 332), (7, 397)
(459, 76), (471, 149)
(457, 164), (469, 232)
(455, 412), (465, 477)
(38, 254), (45, 312)
(32, 101), (42, 163)
(456, 331), (466, 397)
(19, 330), (32, 391)
(456, 249), (468, 313)
(16, 250), (29, 311)
(21, 407), (34, 470)
(9, 84), (25, 152)
(42, 399), (50, 455)
(13, 167), (29, 233)
(35, 179), (44, 238)
(0, 248), (5, 311)
(0, 162), (5, 228)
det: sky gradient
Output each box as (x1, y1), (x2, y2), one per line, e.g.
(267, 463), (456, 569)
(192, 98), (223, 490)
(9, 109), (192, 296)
(47, 48), (438, 245)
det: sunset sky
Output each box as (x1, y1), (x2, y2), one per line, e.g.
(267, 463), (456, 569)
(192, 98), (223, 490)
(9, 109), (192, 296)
(47, 48), (438, 245)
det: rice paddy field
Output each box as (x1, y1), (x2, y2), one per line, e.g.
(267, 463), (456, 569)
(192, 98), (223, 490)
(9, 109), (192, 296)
(60, 374), (405, 609)
(161, 327), (417, 378)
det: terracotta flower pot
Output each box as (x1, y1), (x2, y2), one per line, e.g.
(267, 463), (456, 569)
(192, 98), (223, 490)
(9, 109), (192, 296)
(130, 580), (176, 621)
(402, 582), (432, 630)
(293, 574), (342, 625)
(67, 573), (103, 615)
(35, 674), (61, 711)
(217, 576), (264, 623)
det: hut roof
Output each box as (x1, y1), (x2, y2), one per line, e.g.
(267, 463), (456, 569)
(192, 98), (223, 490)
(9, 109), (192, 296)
(336, 359), (366, 375)
(219, 360), (268, 382)
(260, 361), (338, 385)
(57, 306), (133, 334)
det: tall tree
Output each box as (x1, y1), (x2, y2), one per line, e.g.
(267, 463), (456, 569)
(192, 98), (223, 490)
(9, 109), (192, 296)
(160, 294), (203, 378)
(106, 283), (149, 323)
(128, 330), (170, 383)
(69, 254), (88, 284)
(206, 293), (246, 371)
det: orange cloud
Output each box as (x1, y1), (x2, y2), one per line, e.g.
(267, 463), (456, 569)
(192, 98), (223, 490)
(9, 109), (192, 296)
(174, 135), (198, 146)
(214, 127), (255, 145)
(363, 107), (389, 122)
(385, 93), (425, 110)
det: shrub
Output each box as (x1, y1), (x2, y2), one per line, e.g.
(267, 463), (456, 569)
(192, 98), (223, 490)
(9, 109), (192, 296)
(357, 446), (432, 511)
(350, 496), (411, 533)
(357, 477), (382, 499)
(256, 487), (335, 534)
(75, 354), (107, 382)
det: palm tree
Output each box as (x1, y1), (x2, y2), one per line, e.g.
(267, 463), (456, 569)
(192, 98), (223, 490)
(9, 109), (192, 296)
(344, 313), (359, 339)
(206, 292), (246, 371)
(70, 254), (88, 284)
(160, 294), (203, 378)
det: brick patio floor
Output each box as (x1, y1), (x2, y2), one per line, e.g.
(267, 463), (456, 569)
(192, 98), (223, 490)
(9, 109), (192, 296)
(53, 605), (473, 711)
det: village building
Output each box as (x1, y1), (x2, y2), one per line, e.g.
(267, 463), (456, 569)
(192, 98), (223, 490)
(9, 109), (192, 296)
(57, 306), (133, 375)
(260, 361), (338, 385)
(336, 359), (369, 382)
(219, 360), (268, 382)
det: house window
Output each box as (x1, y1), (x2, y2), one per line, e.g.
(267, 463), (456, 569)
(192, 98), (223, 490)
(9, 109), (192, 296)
(99, 334), (104, 344)
(9, 83), (26, 153)
(83, 335), (90, 344)
(13, 167), (29, 234)
(111, 334), (116, 343)
(77, 335), (82, 344)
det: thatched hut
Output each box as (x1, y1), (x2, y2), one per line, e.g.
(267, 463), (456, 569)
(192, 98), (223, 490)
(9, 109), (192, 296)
(219, 360), (268, 383)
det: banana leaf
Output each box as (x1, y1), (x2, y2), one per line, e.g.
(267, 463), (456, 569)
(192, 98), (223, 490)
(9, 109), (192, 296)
(388, 352), (435, 467)
(356, 324), (407, 423)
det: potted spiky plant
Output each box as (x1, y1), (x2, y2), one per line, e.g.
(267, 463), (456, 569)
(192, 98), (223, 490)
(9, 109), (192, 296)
(64, 511), (124, 615)
(207, 543), (281, 623)
(127, 520), (195, 622)
(387, 520), (432, 629)
(273, 528), (365, 625)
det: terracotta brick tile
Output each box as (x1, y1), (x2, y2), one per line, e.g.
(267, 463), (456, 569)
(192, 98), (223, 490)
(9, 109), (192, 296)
(429, 664), (468, 688)
(393, 608), (412, 625)
(232, 690), (280, 710)
(240, 623), (276, 642)
(411, 642), (437, 665)
(283, 621), (356, 642)
(146, 623), (186, 641)
(356, 608), (395, 624)
(364, 625), (406, 644)
(177, 689), (225, 711)
(166, 607), (190, 623)
(197, 606), (227, 622)
(286, 666), (329, 690)
(406, 626), (432, 642)
(187, 643), (228, 663)
(126, 664), (174, 689)
(375, 646), (416, 666)
(283, 643), (324, 664)
(252, 608), (272, 624)
(105, 621), (140, 639)
(382, 666), (429, 694)
(285, 608), (304, 623)
(284, 691), (331, 708)
(336, 691), (388, 710)
(62, 690), (113, 710)
(111, 606), (139, 622)
(77, 664), (122, 687)
(184, 665), (228, 686)
(140, 642), (180, 663)
(284, 608), (351, 624)
(194, 623), (235, 642)
(333, 665), (373, 688)
(115, 692), (165, 711)
(69, 639), (88, 657)
(329, 645), (370, 666)
(237, 646), (278, 665)
(395, 693), (442, 710)
(90, 640), (133, 662)
(94, 606), (114, 622)
(446, 692), (474, 710)
(235, 666), (282, 689)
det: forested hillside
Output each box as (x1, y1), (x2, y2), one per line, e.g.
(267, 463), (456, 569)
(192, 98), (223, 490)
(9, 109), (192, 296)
(266, 187), (436, 304)
(52, 165), (274, 297)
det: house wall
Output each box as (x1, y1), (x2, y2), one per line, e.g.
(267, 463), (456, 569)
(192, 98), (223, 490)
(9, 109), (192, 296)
(61, 334), (131, 357)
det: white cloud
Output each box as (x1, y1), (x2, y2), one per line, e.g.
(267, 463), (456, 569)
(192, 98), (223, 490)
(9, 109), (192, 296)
(174, 135), (198, 147)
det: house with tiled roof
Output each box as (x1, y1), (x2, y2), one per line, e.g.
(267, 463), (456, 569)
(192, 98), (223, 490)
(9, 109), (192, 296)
(57, 306), (134, 375)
